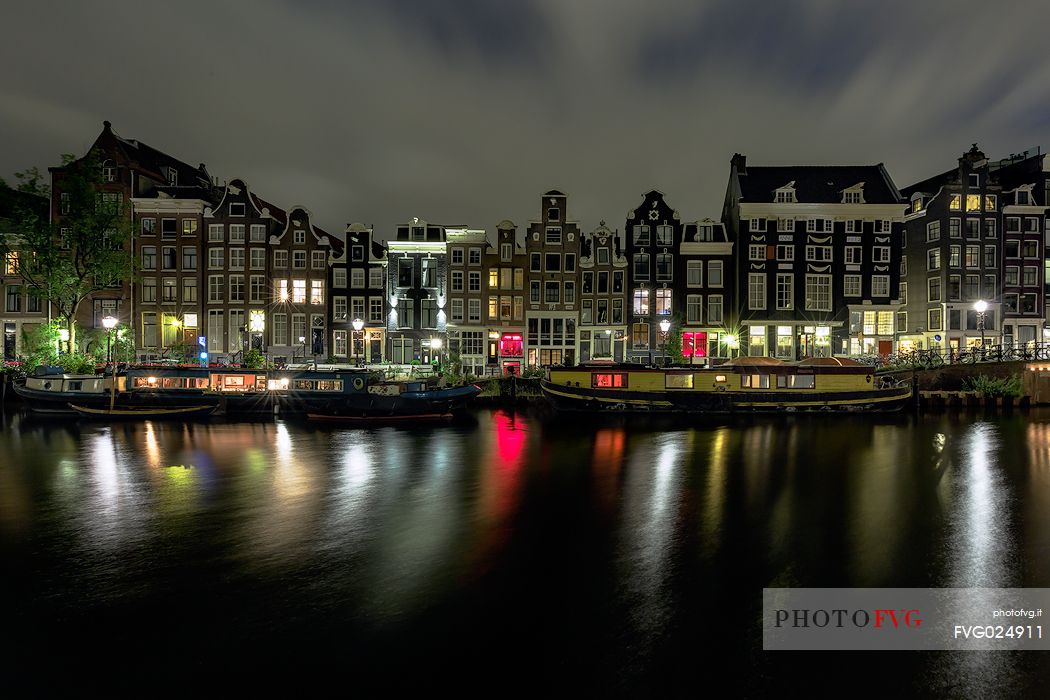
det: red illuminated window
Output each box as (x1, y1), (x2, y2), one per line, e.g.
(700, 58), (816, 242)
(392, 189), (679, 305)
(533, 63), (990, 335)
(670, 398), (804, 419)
(593, 373), (627, 388)
(681, 332), (707, 358)
(500, 333), (523, 357)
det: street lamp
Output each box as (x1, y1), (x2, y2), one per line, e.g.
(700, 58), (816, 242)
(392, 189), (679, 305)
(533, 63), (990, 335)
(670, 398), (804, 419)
(974, 299), (988, 356)
(659, 318), (671, 367)
(102, 315), (118, 411)
(431, 336), (443, 373)
(724, 333), (739, 359)
(352, 318), (364, 366)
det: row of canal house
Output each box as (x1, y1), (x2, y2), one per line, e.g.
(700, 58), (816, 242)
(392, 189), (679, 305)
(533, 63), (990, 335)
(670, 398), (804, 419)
(18, 120), (1050, 365)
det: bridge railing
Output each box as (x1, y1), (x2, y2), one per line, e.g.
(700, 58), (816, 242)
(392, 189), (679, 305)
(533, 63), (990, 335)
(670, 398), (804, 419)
(856, 343), (1050, 370)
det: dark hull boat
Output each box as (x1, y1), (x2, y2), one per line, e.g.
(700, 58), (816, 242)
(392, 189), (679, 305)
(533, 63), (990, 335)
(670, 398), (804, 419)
(70, 404), (218, 420)
(303, 383), (481, 421)
(542, 357), (912, 414)
(15, 366), (481, 419)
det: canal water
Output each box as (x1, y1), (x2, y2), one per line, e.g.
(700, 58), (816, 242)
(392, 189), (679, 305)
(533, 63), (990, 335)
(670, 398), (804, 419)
(3, 408), (1050, 695)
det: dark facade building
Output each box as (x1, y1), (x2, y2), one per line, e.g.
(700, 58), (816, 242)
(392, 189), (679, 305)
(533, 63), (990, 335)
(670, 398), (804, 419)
(483, 221), (527, 375)
(267, 206), (341, 364)
(386, 218), (447, 365)
(723, 154), (907, 358)
(525, 191), (581, 366)
(331, 223), (387, 364)
(578, 221), (627, 362)
(993, 151), (1049, 347)
(625, 190), (684, 364)
(194, 178), (283, 362)
(899, 147), (999, 353)
(677, 218), (734, 364)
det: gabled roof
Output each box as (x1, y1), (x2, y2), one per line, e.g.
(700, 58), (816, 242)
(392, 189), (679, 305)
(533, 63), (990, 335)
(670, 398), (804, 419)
(737, 164), (902, 204)
(101, 121), (211, 190)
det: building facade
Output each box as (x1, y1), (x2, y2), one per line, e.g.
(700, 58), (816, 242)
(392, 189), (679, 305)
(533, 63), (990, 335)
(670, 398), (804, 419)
(386, 218), (447, 365)
(677, 218), (734, 364)
(578, 221), (627, 362)
(899, 146), (1017, 352)
(445, 226), (487, 375)
(525, 191), (580, 366)
(50, 121), (214, 349)
(331, 223), (386, 364)
(625, 190), (684, 364)
(267, 206), (341, 365)
(723, 154), (907, 358)
(198, 178), (285, 363)
(484, 220), (527, 374)
(0, 186), (49, 360)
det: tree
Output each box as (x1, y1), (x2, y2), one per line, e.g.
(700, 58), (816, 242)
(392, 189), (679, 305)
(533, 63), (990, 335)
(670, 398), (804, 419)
(666, 313), (686, 365)
(3, 151), (135, 354)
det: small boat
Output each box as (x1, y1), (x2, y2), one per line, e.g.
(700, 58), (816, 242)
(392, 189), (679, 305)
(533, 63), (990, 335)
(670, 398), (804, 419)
(542, 357), (912, 413)
(69, 404), (218, 419)
(306, 412), (453, 423)
(14, 368), (123, 414)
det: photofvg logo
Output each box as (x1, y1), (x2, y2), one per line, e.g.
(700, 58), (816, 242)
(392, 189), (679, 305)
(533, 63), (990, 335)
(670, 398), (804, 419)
(763, 588), (1050, 651)
(775, 608), (922, 630)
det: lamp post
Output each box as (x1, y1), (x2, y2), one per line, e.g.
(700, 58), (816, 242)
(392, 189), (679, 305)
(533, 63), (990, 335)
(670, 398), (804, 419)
(101, 316), (118, 412)
(974, 299), (987, 357)
(352, 318), (364, 367)
(432, 336), (443, 374)
(659, 318), (671, 367)
(724, 333), (739, 360)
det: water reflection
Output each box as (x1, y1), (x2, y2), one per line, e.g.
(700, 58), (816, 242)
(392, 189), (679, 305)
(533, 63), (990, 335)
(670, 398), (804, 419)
(2, 410), (1050, 695)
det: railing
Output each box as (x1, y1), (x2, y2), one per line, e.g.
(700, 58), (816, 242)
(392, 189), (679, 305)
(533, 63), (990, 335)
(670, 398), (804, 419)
(858, 343), (1050, 370)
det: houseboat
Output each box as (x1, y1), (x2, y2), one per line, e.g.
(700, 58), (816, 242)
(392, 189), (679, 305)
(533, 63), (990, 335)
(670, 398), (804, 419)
(541, 357), (912, 413)
(15, 365), (481, 418)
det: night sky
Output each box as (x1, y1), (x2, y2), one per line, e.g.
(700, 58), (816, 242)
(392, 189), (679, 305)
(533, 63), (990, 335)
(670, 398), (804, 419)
(3, 1), (1050, 237)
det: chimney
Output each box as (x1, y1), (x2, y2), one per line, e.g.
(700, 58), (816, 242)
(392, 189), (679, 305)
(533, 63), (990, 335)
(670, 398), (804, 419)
(731, 153), (747, 174)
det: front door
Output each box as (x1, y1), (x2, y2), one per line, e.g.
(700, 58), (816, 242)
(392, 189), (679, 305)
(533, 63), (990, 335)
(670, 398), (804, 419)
(488, 340), (498, 366)
(3, 323), (15, 361)
(878, 340), (893, 357)
(369, 338), (381, 363)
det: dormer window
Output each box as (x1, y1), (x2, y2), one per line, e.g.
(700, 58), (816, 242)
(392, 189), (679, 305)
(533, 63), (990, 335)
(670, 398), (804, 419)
(911, 193), (924, 213)
(1017, 187), (1032, 205)
(968, 173), (980, 188)
(167, 167), (178, 186)
(698, 225), (714, 241)
(229, 202), (245, 217)
(841, 183), (865, 204)
(102, 160), (116, 183)
(547, 207), (560, 222)
(774, 182), (796, 203)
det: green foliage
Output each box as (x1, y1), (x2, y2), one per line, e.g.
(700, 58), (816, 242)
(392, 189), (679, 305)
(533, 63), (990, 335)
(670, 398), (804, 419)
(665, 313), (686, 365)
(112, 327), (136, 363)
(165, 341), (193, 364)
(17, 321), (62, 374)
(243, 348), (265, 370)
(962, 374), (1023, 398)
(2, 149), (135, 353)
(56, 352), (98, 374)
(521, 366), (545, 379)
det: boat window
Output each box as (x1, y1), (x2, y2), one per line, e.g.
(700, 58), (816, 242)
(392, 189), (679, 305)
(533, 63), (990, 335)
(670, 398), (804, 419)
(714, 375), (727, 383)
(664, 374), (694, 389)
(267, 378), (291, 391)
(293, 380), (344, 391)
(777, 375), (815, 389)
(67, 381), (82, 391)
(741, 374), (770, 389)
(592, 373), (627, 388)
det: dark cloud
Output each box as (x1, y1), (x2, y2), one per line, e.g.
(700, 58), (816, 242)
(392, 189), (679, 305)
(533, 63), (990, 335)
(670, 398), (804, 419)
(3, 1), (1050, 238)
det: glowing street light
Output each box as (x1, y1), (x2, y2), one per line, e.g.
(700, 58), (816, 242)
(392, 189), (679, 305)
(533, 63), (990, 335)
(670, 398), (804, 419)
(352, 318), (364, 366)
(431, 336), (443, 373)
(974, 299), (988, 354)
(101, 316), (118, 411)
(659, 318), (671, 366)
